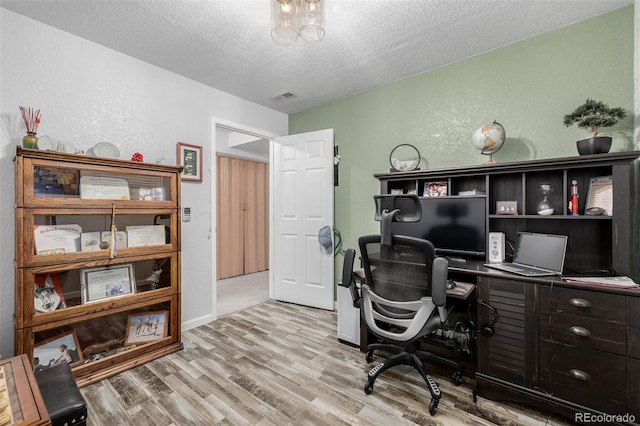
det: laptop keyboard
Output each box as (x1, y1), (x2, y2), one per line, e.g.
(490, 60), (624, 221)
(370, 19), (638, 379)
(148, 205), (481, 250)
(503, 264), (549, 274)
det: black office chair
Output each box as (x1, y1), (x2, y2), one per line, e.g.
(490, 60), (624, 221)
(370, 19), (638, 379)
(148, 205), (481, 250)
(340, 195), (464, 415)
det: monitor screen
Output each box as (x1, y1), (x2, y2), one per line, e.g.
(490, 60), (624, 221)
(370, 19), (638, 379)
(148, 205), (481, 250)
(389, 197), (486, 259)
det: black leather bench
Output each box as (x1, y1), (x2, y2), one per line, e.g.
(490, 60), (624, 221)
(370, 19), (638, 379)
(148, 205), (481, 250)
(34, 363), (87, 426)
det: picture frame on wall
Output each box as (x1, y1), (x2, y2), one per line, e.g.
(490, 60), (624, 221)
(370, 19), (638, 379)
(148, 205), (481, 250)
(124, 310), (169, 346)
(177, 142), (203, 182)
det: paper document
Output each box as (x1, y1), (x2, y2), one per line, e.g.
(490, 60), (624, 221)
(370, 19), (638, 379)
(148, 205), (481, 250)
(34, 224), (82, 255)
(562, 276), (639, 288)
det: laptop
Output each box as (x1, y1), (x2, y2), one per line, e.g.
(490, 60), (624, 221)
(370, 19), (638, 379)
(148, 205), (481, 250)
(484, 232), (568, 277)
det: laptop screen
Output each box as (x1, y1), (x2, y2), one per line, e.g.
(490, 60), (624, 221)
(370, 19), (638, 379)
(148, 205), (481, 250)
(514, 232), (567, 273)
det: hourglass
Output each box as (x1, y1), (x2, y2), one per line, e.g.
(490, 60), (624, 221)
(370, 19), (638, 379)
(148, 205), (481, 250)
(537, 183), (554, 215)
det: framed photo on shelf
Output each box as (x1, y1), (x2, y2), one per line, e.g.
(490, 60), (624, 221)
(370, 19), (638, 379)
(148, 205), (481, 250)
(34, 274), (67, 313)
(424, 180), (448, 197)
(177, 142), (203, 182)
(33, 330), (83, 370)
(586, 175), (613, 216)
(80, 264), (136, 304)
(124, 310), (169, 346)
(496, 200), (518, 215)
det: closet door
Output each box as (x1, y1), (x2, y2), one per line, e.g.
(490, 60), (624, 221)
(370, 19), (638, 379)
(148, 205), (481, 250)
(244, 160), (269, 274)
(217, 155), (244, 279)
(217, 155), (269, 279)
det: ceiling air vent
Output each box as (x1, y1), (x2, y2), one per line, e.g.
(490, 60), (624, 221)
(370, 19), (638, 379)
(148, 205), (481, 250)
(270, 91), (297, 102)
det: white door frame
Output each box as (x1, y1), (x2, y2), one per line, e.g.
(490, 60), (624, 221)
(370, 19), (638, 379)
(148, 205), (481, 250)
(210, 117), (280, 320)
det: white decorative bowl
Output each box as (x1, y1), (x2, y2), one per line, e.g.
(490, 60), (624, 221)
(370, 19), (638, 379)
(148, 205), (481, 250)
(87, 142), (120, 159)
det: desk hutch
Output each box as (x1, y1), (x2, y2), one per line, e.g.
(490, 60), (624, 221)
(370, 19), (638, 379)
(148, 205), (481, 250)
(375, 152), (640, 424)
(15, 148), (182, 387)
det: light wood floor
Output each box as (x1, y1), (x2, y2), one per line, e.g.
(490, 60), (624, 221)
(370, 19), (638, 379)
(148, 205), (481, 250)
(80, 300), (573, 425)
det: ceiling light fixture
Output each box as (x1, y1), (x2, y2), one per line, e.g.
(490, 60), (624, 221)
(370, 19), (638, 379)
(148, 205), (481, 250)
(271, 0), (325, 45)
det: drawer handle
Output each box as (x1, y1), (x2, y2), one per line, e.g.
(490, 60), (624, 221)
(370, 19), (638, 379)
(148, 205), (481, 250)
(569, 369), (591, 381)
(569, 326), (591, 337)
(569, 298), (591, 308)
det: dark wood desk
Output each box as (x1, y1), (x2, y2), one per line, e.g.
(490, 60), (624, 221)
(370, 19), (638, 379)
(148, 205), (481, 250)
(358, 261), (640, 425)
(453, 262), (640, 425)
(369, 150), (640, 423)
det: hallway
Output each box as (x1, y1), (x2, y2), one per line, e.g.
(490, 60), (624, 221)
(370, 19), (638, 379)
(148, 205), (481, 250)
(217, 270), (269, 317)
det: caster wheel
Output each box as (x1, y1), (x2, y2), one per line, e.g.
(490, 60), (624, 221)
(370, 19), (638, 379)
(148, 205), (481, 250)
(452, 372), (463, 386)
(429, 398), (438, 415)
(365, 350), (374, 363)
(364, 379), (374, 395)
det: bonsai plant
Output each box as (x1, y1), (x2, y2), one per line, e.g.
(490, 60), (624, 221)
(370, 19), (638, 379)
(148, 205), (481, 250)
(563, 98), (626, 155)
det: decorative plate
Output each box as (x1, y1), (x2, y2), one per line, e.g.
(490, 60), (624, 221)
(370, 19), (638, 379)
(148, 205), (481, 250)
(90, 142), (120, 159)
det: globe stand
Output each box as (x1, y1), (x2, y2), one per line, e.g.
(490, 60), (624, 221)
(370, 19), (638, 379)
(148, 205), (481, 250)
(482, 153), (497, 165)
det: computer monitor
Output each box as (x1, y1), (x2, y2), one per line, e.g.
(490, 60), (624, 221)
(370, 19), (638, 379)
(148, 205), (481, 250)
(390, 197), (486, 259)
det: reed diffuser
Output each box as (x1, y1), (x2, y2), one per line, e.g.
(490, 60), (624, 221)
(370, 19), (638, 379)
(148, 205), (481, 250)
(19, 105), (42, 149)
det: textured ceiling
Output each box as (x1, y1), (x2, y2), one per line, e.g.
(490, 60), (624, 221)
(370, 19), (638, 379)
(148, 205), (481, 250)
(1, 0), (633, 115)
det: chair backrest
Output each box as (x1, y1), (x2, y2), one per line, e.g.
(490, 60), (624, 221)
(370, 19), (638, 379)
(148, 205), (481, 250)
(359, 234), (438, 308)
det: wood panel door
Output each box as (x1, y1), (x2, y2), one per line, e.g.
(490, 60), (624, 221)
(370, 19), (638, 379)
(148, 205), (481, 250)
(216, 155), (269, 279)
(244, 160), (269, 274)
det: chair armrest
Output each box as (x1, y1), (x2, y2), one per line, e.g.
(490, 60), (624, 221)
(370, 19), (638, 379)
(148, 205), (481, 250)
(339, 248), (361, 308)
(431, 256), (448, 324)
(431, 256), (448, 307)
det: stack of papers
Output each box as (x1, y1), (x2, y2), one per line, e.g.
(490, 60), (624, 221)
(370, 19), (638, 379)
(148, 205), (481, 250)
(562, 276), (639, 289)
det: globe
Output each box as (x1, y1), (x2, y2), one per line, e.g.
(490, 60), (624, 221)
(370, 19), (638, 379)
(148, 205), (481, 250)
(472, 121), (505, 164)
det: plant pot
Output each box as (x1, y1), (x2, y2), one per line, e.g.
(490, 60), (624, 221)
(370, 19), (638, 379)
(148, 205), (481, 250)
(576, 136), (612, 155)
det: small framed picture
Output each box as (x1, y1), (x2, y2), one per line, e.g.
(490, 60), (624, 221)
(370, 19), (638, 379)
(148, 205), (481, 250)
(586, 175), (613, 216)
(34, 330), (83, 371)
(80, 264), (136, 304)
(34, 274), (67, 313)
(177, 142), (203, 182)
(424, 181), (448, 197)
(124, 310), (169, 346)
(496, 200), (518, 215)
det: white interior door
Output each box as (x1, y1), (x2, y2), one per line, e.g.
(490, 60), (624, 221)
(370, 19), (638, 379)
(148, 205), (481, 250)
(272, 129), (335, 310)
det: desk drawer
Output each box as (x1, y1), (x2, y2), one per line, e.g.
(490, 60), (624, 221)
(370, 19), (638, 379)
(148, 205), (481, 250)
(539, 341), (626, 413)
(540, 286), (625, 323)
(540, 312), (626, 355)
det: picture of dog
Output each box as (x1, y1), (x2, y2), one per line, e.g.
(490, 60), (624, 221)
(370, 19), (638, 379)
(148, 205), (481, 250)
(34, 275), (66, 313)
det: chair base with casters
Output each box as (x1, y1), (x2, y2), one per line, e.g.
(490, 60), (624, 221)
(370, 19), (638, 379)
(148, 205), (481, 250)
(361, 285), (465, 415)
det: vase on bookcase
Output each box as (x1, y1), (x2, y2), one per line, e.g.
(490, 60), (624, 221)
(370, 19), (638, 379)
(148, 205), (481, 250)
(22, 132), (38, 149)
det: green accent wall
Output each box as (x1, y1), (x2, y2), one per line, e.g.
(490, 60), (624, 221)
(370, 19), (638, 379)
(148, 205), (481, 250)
(290, 6), (635, 265)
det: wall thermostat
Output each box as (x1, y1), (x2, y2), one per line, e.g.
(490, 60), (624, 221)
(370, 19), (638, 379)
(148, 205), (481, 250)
(183, 207), (191, 222)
